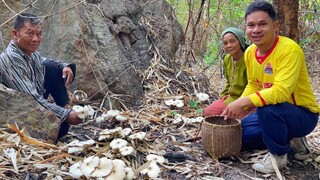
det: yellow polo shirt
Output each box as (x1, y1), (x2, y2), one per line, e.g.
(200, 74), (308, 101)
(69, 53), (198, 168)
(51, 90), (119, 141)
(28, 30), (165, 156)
(242, 36), (320, 113)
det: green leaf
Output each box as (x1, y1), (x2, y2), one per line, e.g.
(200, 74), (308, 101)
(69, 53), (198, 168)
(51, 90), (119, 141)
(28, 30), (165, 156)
(170, 111), (178, 117)
(188, 99), (198, 109)
(306, 13), (313, 20)
(196, 108), (204, 114)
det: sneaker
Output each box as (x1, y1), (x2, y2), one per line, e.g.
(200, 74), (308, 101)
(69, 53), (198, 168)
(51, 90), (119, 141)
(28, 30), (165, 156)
(290, 137), (311, 161)
(252, 152), (287, 174)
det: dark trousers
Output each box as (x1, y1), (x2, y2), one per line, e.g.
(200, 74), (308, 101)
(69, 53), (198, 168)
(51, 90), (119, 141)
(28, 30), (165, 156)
(43, 60), (70, 139)
(241, 102), (318, 155)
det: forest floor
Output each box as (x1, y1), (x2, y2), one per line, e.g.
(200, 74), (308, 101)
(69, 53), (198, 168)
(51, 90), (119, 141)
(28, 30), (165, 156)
(1, 57), (320, 180)
(53, 64), (320, 180)
(66, 118), (320, 180)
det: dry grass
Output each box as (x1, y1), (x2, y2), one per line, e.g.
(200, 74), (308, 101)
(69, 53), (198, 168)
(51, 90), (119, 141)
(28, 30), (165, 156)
(0, 46), (319, 179)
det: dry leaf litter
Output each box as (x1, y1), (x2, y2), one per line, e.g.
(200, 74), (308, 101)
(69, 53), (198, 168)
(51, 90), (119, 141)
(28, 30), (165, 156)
(1, 50), (320, 180)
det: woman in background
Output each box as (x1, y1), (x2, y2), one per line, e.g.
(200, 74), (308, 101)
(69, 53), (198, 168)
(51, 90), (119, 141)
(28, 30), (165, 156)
(204, 27), (249, 118)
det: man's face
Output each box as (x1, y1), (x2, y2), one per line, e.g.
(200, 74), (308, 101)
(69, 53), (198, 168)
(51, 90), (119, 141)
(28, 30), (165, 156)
(245, 11), (278, 48)
(12, 21), (42, 56)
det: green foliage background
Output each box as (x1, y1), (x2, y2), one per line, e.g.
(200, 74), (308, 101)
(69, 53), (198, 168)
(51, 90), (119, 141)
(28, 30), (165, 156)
(167, 0), (252, 65)
(166, 0), (320, 65)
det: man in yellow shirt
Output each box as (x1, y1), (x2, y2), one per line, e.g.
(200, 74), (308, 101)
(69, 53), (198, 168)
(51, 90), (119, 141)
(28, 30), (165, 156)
(221, 0), (320, 174)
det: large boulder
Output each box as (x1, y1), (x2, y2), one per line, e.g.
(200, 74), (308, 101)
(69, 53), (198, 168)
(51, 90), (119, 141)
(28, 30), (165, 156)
(0, 85), (60, 142)
(0, 0), (184, 108)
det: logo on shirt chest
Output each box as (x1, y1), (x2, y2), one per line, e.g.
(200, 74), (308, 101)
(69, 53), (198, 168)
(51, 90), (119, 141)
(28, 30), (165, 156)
(264, 62), (273, 75)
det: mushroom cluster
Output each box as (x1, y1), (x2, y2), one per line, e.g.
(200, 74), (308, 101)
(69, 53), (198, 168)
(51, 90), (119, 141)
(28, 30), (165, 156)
(95, 109), (128, 123)
(72, 105), (95, 119)
(141, 154), (166, 178)
(109, 138), (135, 156)
(69, 156), (135, 180)
(164, 99), (184, 107)
(195, 92), (209, 102)
(98, 127), (129, 140)
(66, 139), (95, 154)
(66, 125), (166, 179)
(172, 114), (204, 124)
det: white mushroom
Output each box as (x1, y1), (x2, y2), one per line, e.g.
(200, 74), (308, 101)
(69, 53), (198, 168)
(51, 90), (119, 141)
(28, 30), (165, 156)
(78, 139), (95, 146)
(115, 114), (128, 121)
(105, 159), (126, 180)
(175, 99), (184, 107)
(164, 99), (175, 106)
(91, 157), (113, 177)
(106, 110), (121, 118)
(128, 132), (146, 140)
(69, 161), (83, 179)
(80, 156), (100, 177)
(146, 154), (165, 164)
(99, 127), (123, 141)
(96, 116), (106, 123)
(84, 105), (95, 116)
(72, 105), (83, 113)
(119, 146), (135, 156)
(110, 139), (128, 150)
(68, 146), (84, 154)
(76, 111), (87, 119)
(196, 92), (209, 101)
(141, 161), (161, 178)
(120, 128), (132, 137)
(192, 116), (204, 123)
(124, 167), (136, 180)
(67, 139), (95, 153)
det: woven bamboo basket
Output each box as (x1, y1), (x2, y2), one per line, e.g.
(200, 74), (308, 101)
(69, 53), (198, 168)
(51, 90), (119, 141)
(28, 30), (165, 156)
(201, 116), (242, 159)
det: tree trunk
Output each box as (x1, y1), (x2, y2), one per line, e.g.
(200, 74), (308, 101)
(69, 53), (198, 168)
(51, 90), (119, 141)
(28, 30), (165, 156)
(273, 0), (299, 42)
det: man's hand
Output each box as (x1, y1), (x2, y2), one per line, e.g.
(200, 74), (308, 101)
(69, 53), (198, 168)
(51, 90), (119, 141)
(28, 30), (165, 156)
(62, 66), (74, 86)
(66, 110), (82, 125)
(221, 96), (254, 120)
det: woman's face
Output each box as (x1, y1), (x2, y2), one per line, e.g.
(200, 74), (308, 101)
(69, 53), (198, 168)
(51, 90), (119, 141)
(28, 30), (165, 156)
(222, 33), (242, 57)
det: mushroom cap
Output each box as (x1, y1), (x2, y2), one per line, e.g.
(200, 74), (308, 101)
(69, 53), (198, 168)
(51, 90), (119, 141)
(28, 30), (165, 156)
(164, 99), (175, 106)
(110, 139), (128, 150)
(141, 161), (160, 178)
(80, 156), (100, 177)
(84, 105), (95, 116)
(96, 116), (106, 123)
(72, 105), (84, 113)
(105, 159), (126, 180)
(91, 157), (113, 177)
(175, 100), (184, 107)
(68, 146), (84, 154)
(129, 132), (146, 140)
(120, 128), (132, 137)
(146, 154), (165, 164)
(196, 92), (209, 101)
(106, 110), (121, 117)
(125, 167), (136, 180)
(120, 146), (134, 156)
(115, 115), (127, 121)
(69, 161), (83, 179)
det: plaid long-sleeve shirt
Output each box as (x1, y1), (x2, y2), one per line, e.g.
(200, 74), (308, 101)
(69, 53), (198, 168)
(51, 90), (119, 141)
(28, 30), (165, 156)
(0, 40), (71, 121)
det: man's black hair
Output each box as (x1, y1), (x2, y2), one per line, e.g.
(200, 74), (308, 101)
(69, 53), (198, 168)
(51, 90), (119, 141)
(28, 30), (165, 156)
(245, 0), (277, 21)
(13, 13), (42, 30)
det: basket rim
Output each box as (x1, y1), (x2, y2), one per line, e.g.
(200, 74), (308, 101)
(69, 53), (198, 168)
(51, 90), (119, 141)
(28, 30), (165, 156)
(203, 115), (240, 127)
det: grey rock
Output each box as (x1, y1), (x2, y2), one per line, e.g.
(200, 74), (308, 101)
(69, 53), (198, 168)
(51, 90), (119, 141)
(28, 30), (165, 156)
(0, 86), (60, 143)
(0, 0), (184, 108)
